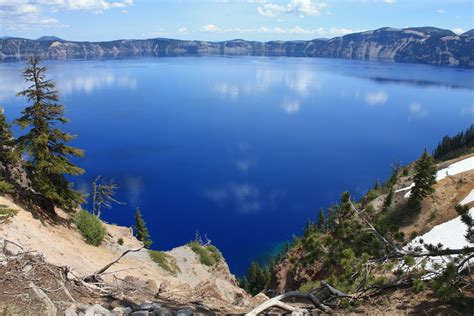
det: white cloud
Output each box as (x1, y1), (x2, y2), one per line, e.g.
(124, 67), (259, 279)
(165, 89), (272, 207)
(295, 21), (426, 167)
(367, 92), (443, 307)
(365, 91), (388, 105)
(436, 9), (446, 14)
(177, 27), (188, 33)
(452, 28), (464, 34)
(198, 24), (363, 37)
(384, 0), (396, 4)
(200, 24), (222, 32)
(0, 0), (133, 31)
(257, 3), (286, 17)
(257, 0), (327, 18)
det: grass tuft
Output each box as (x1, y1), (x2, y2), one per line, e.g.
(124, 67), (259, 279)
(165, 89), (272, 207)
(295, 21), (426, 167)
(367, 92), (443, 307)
(187, 241), (222, 266)
(148, 250), (180, 275)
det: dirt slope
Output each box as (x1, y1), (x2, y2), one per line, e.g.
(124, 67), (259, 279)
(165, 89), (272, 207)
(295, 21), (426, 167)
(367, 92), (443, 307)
(0, 195), (256, 313)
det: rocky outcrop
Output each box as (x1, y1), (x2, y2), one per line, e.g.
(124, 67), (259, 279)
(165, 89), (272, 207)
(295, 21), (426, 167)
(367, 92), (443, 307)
(1, 27), (473, 67)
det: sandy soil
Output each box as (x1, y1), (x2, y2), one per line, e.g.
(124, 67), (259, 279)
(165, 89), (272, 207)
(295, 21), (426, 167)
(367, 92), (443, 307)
(0, 195), (253, 313)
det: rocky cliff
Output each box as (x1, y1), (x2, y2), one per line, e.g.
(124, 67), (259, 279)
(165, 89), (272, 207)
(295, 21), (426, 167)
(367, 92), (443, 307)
(1, 27), (473, 67)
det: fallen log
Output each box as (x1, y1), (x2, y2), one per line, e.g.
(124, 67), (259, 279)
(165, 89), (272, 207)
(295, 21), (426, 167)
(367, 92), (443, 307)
(82, 246), (144, 282)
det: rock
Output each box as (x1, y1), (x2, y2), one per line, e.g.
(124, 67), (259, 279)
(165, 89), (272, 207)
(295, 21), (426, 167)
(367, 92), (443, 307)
(112, 306), (133, 315)
(145, 279), (158, 294)
(93, 304), (111, 315)
(131, 311), (149, 316)
(176, 309), (192, 316)
(151, 308), (172, 316)
(65, 304), (78, 316)
(136, 302), (154, 311)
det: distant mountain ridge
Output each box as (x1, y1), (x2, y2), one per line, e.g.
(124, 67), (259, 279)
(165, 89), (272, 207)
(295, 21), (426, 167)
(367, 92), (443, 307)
(1, 27), (473, 67)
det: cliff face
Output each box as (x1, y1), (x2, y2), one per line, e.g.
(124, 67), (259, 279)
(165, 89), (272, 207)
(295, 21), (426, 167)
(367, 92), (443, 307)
(1, 27), (473, 67)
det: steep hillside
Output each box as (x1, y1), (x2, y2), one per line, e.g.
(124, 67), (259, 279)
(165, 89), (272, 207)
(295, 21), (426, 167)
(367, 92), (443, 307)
(1, 27), (473, 67)
(0, 194), (262, 314)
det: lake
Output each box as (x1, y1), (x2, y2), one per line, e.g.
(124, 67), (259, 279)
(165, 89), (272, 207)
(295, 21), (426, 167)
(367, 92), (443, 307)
(0, 57), (472, 275)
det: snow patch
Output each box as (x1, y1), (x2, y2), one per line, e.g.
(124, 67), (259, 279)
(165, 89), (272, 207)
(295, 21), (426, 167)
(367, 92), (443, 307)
(404, 189), (474, 276)
(396, 156), (474, 198)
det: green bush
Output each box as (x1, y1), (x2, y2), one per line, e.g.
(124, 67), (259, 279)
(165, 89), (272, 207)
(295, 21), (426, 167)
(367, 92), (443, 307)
(0, 204), (18, 223)
(117, 237), (124, 245)
(0, 179), (13, 194)
(365, 189), (379, 202)
(74, 210), (106, 246)
(188, 241), (222, 266)
(149, 250), (180, 275)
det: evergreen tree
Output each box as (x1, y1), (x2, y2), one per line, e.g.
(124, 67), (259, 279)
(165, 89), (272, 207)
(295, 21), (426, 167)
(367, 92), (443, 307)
(409, 149), (437, 205)
(0, 108), (16, 193)
(15, 56), (84, 209)
(134, 207), (152, 249)
(374, 179), (380, 191)
(327, 207), (336, 230)
(243, 261), (269, 295)
(0, 108), (15, 163)
(317, 208), (326, 232)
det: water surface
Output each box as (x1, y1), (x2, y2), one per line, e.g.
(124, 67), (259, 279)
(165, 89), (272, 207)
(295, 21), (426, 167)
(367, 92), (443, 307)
(1, 57), (472, 275)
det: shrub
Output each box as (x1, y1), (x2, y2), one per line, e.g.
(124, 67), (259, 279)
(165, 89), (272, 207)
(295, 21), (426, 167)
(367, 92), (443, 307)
(365, 189), (379, 202)
(0, 204), (18, 223)
(298, 280), (320, 292)
(117, 237), (124, 245)
(0, 179), (13, 194)
(149, 250), (180, 275)
(188, 241), (222, 266)
(74, 210), (106, 246)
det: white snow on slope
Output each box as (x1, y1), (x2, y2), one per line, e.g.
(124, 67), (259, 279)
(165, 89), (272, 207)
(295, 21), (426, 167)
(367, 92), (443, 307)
(396, 156), (474, 198)
(405, 189), (474, 276)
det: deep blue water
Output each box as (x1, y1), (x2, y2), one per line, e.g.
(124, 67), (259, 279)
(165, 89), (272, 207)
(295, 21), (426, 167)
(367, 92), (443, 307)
(0, 57), (473, 275)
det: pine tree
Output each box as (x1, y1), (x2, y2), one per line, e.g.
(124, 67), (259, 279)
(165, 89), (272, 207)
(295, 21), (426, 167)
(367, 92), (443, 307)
(327, 207), (336, 230)
(15, 56), (84, 209)
(0, 108), (16, 193)
(409, 149), (437, 206)
(317, 208), (326, 232)
(0, 108), (19, 163)
(134, 207), (152, 249)
(374, 179), (380, 191)
(243, 261), (269, 295)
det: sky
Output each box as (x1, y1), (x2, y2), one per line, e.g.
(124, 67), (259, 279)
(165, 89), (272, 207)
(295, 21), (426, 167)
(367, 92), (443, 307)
(1, 0), (473, 42)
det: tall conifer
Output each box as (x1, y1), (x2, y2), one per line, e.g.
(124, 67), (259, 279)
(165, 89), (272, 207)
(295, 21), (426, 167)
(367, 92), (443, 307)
(409, 149), (437, 205)
(15, 56), (84, 209)
(134, 207), (152, 249)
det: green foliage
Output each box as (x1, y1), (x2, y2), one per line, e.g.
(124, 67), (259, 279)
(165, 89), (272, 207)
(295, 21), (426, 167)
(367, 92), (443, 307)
(148, 250), (180, 275)
(117, 237), (124, 246)
(14, 56), (84, 210)
(365, 189), (379, 202)
(0, 204), (18, 223)
(412, 278), (426, 293)
(409, 149), (436, 206)
(0, 178), (13, 194)
(241, 261), (270, 295)
(298, 280), (320, 292)
(0, 110), (16, 163)
(316, 208), (326, 232)
(431, 263), (462, 303)
(134, 207), (152, 249)
(188, 241), (222, 266)
(455, 204), (473, 242)
(433, 124), (474, 161)
(74, 210), (106, 246)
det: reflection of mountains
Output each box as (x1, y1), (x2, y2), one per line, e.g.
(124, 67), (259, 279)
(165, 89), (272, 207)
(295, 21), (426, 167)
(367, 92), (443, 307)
(368, 76), (473, 90)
